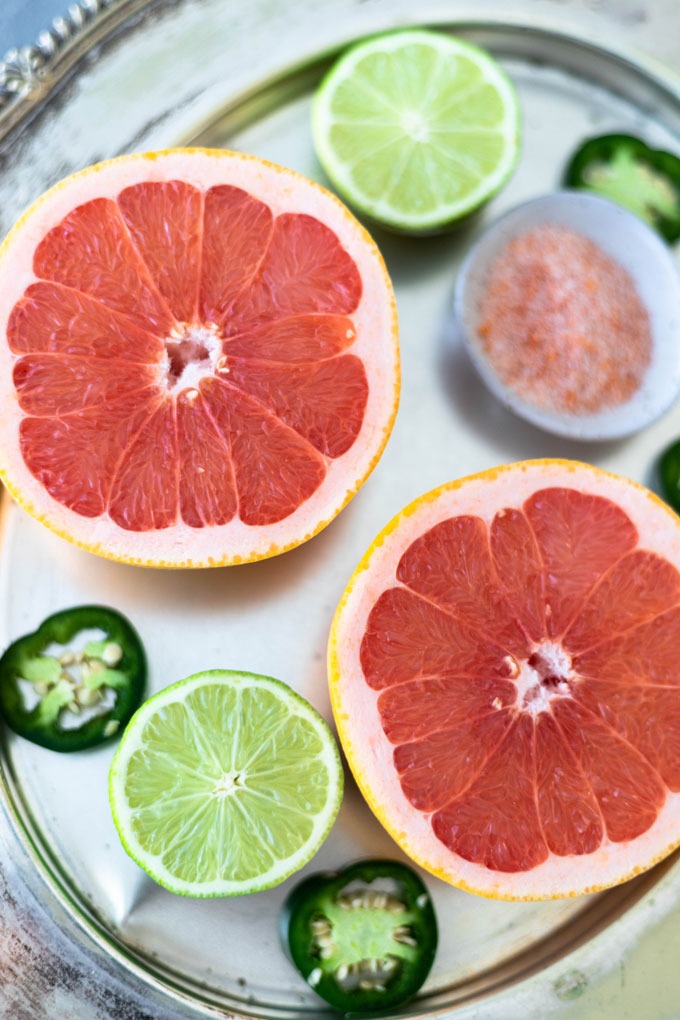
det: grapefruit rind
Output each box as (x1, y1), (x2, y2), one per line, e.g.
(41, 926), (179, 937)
(329, 459), (680, 900)
(0, 148), (400, 568)
(109, 670), (344, 897)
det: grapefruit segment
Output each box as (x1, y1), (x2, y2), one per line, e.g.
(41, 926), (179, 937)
(432, 715), (548, 873)
(534, 712), (604, 857)
(565, 551), (680, 653)
(524, 487), (638, 638)
(330, 460), (680, 899)
(574, 607), (680, 686)
(224, 314), (357, 363)
(226, 354), (368, 457)
(397, 515), (529, 657)
(359, 586), (511, 691)
(176, 390), (237, 529)
(200, 379), (325, 527)
(19, 389), (161, 519)
(0, 150), (399, 566)
(575, 681), (680, 791)
(108, 401), (179, 531)
(490, 507), (546, 644)
(199, 185), (273, 329)
(118, 181), (204, 323)
(395, 708), (514, 813)
(552, 698), (665, 843)
(13, 354), (157, 416)
(7, 282), (164, 362)
(227, 213), (362, 332)
(378, 675), (516, 744)
(33, 197), (176, 337)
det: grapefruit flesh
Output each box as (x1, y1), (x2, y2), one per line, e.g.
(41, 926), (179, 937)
(0, 149), (399, 566)
(329, 460), (680, 899)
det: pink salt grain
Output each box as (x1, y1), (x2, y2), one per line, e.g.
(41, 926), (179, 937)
(476, 225), (652, 414)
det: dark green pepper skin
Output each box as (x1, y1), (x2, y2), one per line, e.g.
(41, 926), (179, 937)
(564, 133), (680, 242)
(0, 605), (146, 752)
(658, 438), (680, 514)
(281, 859), (437, 1015)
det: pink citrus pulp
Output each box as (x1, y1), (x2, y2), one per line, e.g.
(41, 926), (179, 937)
(330, 460), (680, 899)
(0, 149), (399, 567)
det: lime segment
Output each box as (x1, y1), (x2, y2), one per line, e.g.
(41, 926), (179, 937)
(109, 670), (343, 896)
(312, 29), (521, 232)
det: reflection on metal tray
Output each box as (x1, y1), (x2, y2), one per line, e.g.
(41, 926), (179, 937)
(1, 10), (680, 1020)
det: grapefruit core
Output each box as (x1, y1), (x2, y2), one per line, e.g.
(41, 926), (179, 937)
(329, 460), (680, 900)
(0, 149), (399, 567)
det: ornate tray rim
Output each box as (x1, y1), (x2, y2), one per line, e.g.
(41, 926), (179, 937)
(3, 0), (680, 143)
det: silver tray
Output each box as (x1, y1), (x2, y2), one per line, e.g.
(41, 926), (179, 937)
(1, 3), (680, 1018)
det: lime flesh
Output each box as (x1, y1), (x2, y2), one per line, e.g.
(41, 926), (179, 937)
(312, 29), (521, 232)
(109, 670), (343, 896)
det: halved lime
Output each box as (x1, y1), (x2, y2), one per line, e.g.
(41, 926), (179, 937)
(108, 670), (343, 897)
(312, 29), (521, 233)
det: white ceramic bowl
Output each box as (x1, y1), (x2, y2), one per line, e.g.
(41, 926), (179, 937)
(453, 191), (680, 441)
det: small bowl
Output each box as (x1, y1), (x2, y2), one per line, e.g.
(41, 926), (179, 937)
(453, 191), (680, 441)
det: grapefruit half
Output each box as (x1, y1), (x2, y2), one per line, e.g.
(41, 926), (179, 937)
(0, 149), (399, 567)
(329, 460), (680, 900)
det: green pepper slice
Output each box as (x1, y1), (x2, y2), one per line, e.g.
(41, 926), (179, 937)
(281, 859), (438, 1014)
(564, 133), (680, 242)
(0, 605), (146, 752)
(658, 438), (680, 514)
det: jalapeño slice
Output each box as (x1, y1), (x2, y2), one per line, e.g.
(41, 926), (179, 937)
(0, 605), (146, 752)
(658, 437), (680, 514)
(564, 133), (680, 242)
(281, 859), (438, 1014)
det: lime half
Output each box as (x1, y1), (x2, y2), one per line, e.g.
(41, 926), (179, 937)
(109, 670), (343, 897)
(312, 29), (521, 232)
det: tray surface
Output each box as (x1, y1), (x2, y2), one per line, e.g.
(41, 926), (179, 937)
(1, 9), (680, 1020)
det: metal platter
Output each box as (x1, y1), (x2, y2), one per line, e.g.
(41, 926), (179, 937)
(1, 3), (680, 1018)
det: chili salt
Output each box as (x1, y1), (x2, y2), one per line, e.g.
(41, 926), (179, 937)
(476, 225), (652, 414)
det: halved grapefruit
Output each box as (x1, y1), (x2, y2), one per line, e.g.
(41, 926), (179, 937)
(0, 149), (399, 567)
(329, 460), (680, 900)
